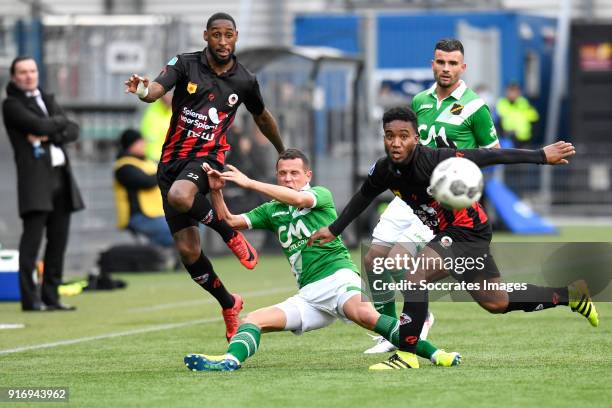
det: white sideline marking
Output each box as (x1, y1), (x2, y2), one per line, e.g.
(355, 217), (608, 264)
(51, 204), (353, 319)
(0, 317), (220, 356)
(0, 324), (25, 330)
(128, 286), (295, 313)
(0, 286), (295, 356)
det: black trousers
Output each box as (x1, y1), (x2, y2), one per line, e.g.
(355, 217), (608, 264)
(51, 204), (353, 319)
(19, 167), (72, 310)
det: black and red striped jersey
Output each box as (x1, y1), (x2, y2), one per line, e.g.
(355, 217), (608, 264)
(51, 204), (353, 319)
(360, 146), (491, 233)
(328, 144), (546, 236)
(153, 49), (264, 165)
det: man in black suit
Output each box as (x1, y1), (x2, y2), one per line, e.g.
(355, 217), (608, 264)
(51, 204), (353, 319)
(2, 56), (84, 311)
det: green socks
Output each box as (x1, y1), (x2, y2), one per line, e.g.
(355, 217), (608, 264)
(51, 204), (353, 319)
(373, 314), (438, 360)
(373, 313), (400, 346)
(375, 301), (398, 319)
(227, 316), (438, 365)
(227, 323), (261, 363)
(369, 269), (404, 319)
(415, 338), (438, 360)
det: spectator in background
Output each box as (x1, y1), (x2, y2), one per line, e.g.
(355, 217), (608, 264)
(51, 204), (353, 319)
(2, 56), (84, 311)
(140, 91), (172, 162)
(496, 82), (539, 148)
(113, 129), (173, 248)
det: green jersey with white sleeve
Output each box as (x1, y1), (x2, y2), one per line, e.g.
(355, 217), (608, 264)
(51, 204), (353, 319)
(411, 80), (498, 149)
(242, 184), (358, 288)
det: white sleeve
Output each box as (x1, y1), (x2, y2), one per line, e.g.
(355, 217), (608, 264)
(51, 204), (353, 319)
(303, 190), (317, 209)
(480, 140), (500, 148)
(240, 214), (253, 229)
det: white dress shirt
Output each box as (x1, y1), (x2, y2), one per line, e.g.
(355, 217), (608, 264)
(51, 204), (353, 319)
(26, 89), (66, 167)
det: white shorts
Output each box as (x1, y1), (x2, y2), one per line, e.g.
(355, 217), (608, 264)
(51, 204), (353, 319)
(274, 269), (363, 335)
(371, 197), (434, 256)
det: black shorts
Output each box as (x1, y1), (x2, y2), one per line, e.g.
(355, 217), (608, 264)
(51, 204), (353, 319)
(426, 224), (500, 283)
(157, 158), (222, 234)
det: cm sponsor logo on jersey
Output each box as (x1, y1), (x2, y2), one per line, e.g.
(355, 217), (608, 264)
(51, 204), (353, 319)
(278, 219), (311, 250)
(419, 124), (449, 146)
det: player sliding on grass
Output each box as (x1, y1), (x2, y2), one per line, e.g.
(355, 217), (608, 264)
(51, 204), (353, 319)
(309, 107), (599, 370)
(183, 149), (461, 372)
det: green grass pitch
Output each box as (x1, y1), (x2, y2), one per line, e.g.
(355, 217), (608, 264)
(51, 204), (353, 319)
(0, 226), (610, 407)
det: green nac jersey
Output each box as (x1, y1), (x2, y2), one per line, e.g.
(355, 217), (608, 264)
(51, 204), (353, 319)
(242, 184), (358, 288)
(411, 80), (498, 149)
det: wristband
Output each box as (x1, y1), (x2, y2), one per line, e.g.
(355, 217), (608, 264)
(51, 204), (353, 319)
(135, 81), (149, 98)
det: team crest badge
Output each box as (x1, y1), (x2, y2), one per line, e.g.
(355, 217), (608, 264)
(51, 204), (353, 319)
(450, 103), (464, 115)
(399, 313), (412, 325)
(187, 82), (198, 94)
(228, 93), (238, 107)
(440, 236), (453, 248)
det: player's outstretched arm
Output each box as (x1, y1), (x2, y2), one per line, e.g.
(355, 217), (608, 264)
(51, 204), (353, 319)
(220, 164), (314, 208)
(308, 161), (389, 247)
(453, 141), (575, 168)
(210, 190), (248, 230)
(124, 74), (166, 103)
(307, 189), (376, 247)
(203, 163), (248, 230)
(252, 109), (285, 153)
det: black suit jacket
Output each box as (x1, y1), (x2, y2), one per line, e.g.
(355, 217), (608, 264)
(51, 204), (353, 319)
(2, 81), (84, 217)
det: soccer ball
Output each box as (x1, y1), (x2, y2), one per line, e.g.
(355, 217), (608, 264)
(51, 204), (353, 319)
(429, 157), (483, 210)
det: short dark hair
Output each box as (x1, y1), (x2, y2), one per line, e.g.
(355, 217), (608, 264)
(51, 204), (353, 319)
(119, 128), (142, 150)
(206, 12), (236, 30)
(276, 148), (310, 170)
(382, 106), (418, 132)
(434, 38), (464, 55)
(506, 81), (520, 89)
(10, 56), (35, 76)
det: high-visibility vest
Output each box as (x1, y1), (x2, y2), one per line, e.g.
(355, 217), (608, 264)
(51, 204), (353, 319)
(113, 156), (164, 229)
(496, 96), (539, 142)
(140, 101), (172, 162)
